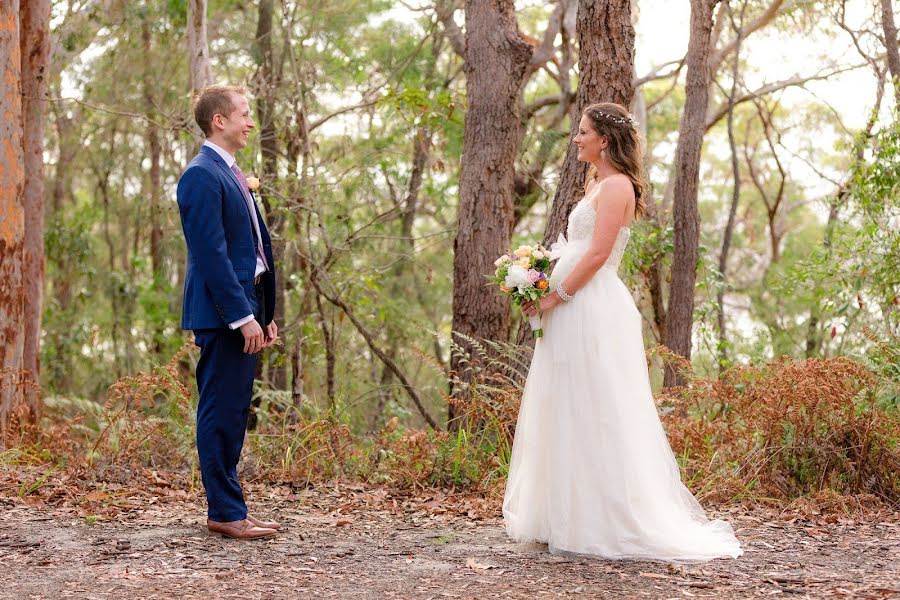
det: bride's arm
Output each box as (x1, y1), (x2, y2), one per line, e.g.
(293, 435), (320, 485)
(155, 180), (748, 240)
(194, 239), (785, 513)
(525, 177), (633, 316)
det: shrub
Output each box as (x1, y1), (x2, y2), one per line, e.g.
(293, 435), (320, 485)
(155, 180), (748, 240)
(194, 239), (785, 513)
(661, 356), (899, 504)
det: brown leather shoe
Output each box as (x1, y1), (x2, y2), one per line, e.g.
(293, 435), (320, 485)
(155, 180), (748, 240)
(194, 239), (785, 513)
(247, 514), (282, 530)
(207, 518), (277, 540)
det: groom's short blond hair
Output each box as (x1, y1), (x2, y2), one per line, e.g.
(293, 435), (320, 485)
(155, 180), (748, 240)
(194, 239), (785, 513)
(193, 85), (248, 136)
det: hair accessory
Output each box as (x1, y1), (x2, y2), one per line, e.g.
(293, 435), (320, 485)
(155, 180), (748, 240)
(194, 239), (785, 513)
(590, 110), (638, 129)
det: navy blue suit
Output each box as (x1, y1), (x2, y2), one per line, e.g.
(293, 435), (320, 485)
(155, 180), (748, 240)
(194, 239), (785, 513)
(177, 145), (276, 522)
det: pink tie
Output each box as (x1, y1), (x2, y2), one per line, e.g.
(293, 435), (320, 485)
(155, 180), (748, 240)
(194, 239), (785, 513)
(230, 163), (270, 272)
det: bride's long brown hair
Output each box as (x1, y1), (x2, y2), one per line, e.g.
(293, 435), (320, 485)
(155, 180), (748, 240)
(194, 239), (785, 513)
(582, 102), (648, 218)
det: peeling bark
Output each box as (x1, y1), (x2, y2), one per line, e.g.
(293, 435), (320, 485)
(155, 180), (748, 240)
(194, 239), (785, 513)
(0, 0), (27, 443)
(21, 0), (50, 412)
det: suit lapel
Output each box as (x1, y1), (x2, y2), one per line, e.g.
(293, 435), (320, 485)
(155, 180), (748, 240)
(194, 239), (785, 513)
(201, 146), (246, 200)
(200, 146), (258, 240)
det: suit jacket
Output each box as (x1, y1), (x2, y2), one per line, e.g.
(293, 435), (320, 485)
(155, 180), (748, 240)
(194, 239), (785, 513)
(177, 145), (276, 330)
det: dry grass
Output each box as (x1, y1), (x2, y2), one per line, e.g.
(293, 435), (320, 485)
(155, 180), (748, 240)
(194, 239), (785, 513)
(0, 367), (42, 448)
(3, 340), (899, 513)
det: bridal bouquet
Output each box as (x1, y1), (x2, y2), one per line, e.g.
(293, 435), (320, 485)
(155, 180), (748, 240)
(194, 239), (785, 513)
(489, 243), (554, 338)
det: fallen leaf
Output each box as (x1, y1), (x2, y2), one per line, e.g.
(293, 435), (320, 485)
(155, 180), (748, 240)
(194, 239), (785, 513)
(465, 558), (494, 570)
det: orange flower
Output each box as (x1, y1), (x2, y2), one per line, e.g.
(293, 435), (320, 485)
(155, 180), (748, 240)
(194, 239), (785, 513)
(537, 279), (549, 290)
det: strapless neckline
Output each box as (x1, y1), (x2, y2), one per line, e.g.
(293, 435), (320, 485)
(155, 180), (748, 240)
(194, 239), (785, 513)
(574, 198), (632, 232)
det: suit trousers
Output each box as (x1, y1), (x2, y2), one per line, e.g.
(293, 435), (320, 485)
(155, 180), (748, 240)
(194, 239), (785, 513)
(193, 282), (264, 522)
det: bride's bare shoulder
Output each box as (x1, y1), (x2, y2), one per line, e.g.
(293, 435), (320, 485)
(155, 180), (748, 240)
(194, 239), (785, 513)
(590, 174), (634, 206)
(602, 173), (634, 195)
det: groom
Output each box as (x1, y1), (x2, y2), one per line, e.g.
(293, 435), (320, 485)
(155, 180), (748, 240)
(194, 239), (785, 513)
(177, 84), (280, 540)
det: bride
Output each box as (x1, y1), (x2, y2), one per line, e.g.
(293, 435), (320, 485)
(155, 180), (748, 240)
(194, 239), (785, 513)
(503, 102), (743, 562)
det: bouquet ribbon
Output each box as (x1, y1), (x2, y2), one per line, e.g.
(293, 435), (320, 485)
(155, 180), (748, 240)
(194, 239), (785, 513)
(549, 233), (569, 261)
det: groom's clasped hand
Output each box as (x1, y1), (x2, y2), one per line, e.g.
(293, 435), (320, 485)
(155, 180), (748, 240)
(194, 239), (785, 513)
(240, 318), (278, 354)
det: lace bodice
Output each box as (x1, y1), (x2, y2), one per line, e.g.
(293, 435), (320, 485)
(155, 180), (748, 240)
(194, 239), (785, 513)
(566, 198), (631, 272)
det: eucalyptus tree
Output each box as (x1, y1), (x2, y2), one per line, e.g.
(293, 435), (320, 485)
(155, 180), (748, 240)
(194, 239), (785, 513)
(449, 0), (533, 427)
(663, 0), (721, 387)
(0, 0), (26, 443)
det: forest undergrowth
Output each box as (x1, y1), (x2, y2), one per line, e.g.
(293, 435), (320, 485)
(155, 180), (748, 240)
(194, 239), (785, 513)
(2, 334), (898, 518)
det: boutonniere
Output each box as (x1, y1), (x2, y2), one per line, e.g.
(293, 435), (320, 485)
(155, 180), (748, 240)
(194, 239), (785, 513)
(246, 176), (261, 192)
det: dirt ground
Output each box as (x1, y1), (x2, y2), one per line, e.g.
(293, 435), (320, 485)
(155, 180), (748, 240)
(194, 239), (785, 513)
(1, 483), (898, 600)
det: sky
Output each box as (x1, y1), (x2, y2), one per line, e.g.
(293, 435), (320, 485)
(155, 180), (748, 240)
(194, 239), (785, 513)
(383, 0), (892, 129)
(632, 0), (890, 130)
(63, 0), (892, 199)
(65, 1), (892, 133)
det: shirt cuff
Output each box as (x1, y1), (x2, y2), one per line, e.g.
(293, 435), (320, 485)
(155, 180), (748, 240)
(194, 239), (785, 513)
(228, 314), (255, 330)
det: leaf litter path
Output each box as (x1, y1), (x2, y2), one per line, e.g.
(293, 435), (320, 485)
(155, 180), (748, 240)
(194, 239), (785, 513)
(0, 484), (897, 599)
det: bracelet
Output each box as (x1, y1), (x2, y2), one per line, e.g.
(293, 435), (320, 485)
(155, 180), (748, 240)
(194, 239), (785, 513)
(556, 284), (573, 302)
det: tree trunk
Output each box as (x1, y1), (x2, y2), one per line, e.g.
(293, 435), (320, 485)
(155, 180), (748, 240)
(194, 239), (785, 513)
(0, 0), (26, 443)
(99, 171), (122, 379)
(142, 14), (164, 355)
(290, 264), (311, 412)
(21, 0), (50, 413)
(449, 0), (533, 428)
(314, 291), (336, 408)
(254, 0), (288, 390)
(716, 1), (745, 373)
(187, 0), (212, 139)
(287, 82), (314, 412)
(540, 0), (636, 248)
(881, 0), (900, 104)
(663, 0), (720, 388)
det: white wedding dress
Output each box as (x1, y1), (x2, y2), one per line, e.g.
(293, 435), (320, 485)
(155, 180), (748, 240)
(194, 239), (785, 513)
(503, 197), (743, 561)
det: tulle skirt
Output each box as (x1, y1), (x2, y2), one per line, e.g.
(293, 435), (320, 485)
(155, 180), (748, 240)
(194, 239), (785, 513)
(502, 241), (743, 561)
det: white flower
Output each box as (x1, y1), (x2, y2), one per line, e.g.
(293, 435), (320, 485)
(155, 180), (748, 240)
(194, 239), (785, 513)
(504, 265), (533, 292)
(494, 255), (510, 267)
(532, 250), (544, 259)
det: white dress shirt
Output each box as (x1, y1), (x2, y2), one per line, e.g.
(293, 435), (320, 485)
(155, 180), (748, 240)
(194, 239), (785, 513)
(203, 140), (267, 330)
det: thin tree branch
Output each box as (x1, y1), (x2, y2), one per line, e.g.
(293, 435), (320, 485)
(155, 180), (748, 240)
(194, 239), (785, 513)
(705, 62), (867, 130)
(709, 0), (787, 71)
(434, 0), (465, 58)
(308, 272), (439, 429)
(527, 0), (566, 75)
(633, 58), (685, 88)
